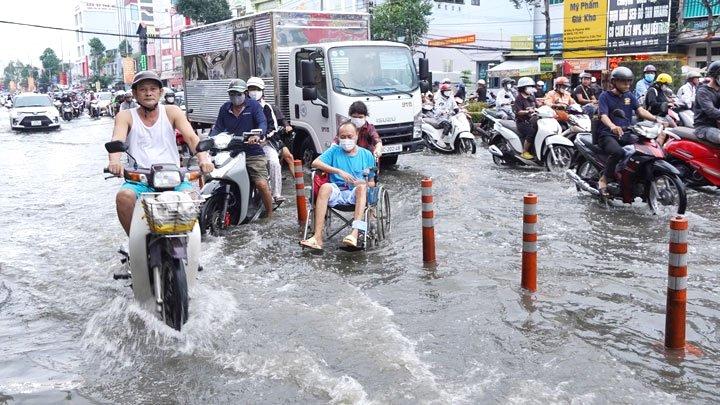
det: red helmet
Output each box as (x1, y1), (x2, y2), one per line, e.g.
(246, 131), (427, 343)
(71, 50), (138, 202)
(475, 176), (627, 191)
(439, 83), (452, 92)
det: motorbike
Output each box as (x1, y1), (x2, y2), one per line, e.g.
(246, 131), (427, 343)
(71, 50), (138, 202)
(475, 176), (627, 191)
(198, 130), (267, 236)
(560, 104), (592, 143)
(89, 100), (101, 119)
(567, 110), (687, 215)
(421, 111), (477, 154)
(487, 105), (575, 171)
(62, 101), (74, 121)
(72, 100), (83, 118)
(53, 99), (62, 112)
(104, 140), (208, 331)
(663, 126), (720, 188)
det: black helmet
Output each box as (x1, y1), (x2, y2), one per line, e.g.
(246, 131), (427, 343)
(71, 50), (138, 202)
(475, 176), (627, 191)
(610, 66), (634, 81)
(707, 61), (720, 78)
(643, 64), (657, 73)
(131, 70), (162, 90)
(501, 78), (513, 86)
(164, 89), (175, 98)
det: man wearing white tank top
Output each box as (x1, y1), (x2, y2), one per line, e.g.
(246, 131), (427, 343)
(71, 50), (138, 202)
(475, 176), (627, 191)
(107, 71), (214, 235)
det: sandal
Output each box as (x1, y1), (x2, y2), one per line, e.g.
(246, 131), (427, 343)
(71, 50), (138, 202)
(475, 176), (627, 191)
(342, 234), (358, 248)
(299, 236), (323, 251)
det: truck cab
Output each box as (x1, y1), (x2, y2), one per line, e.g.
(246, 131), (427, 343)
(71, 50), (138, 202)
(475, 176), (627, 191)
(289, 41), (428, 166)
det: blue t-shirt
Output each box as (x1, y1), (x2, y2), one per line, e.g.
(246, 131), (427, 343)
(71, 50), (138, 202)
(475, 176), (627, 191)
(319, 145), (376, 189)
(597, 90), (639, 136)
(210, 100), (268, 156)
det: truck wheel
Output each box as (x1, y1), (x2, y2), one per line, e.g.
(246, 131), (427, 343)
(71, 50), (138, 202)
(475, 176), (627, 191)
(300, 136), (316, 168)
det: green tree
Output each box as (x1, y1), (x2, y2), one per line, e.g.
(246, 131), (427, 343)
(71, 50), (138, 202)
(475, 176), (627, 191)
(460, 69), (472, 86)
(88, 37), (106, 74)
(39, 48), (61, 88)
(118, 39), (133, 57)
(371, 0), (432, 48)
(176, 0), (231, 25)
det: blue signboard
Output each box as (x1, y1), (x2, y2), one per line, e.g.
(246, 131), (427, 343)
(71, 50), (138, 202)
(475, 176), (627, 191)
(533, 33), (563, 54)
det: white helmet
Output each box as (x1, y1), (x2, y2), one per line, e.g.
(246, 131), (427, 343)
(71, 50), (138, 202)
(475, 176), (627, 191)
(115, 90), (125, 97)
(517, 76), (535, 89)
(536, 80), (544, 86)
(442, 77), (451, 84)
(246, 77), (265, 90)
(477, 79), (486, 85)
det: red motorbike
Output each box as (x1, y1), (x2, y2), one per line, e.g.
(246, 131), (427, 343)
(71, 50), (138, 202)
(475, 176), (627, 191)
(664, 127), (720, 188)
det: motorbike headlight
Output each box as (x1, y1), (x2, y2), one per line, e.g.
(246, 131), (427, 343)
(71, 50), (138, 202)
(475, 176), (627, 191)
(213, 151), (232, 167)
(152, 170), (182, 188)
(212, 133), (233, 149)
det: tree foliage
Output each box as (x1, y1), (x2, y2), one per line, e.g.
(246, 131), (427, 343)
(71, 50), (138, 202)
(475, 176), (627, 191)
(39, 48), (61, 87)
(176, 0), (231, 25)
(118, 39), (133, 57)
(371, 0), (432, 48)
(88, 37), (107, 74)
(3, 61), (39, 90)
(508, 0), (540, 7)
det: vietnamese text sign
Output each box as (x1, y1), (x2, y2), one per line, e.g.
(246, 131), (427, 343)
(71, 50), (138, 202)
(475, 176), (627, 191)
(534, 33), (563, 54)
(607, 0), (671, 56)
(427, 35), (476, 47)
(139, 54), (148, 71)
(539, 57), (555, 72)
(563, 0), (608, 58)
(510, 35), (534, 55)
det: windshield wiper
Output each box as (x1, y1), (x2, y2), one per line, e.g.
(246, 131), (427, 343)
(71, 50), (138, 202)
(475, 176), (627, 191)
(335, 85), (383, 100)
(371, 87), (414, 97)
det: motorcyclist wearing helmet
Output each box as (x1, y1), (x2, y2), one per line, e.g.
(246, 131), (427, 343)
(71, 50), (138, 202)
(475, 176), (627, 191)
(635, 64), (657, 101)
(597, 66), (659, 195)
(163, 89), (176, 105)
(692, 60), (720, 144)
(455, 82), (466, 101)
(535, 80), (546, 99)
(247, 76), (295, 203)
(496, 78), (515, 117)
(120, 92), (137, 110)
(475, 79), (487, 102)
(677, 71), (701, 109)
(434, 82), (459, 136)
(210, 79), (274, 217)
(108, 71), (214, 235)
(513, 77), (539, 160)
(544, 76), (576, 109)
(574, 72), (598, 116)
(644, 73), (675, 116)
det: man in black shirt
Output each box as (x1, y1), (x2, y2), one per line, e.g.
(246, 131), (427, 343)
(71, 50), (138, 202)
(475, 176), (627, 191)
(692, 60), (720, 144)
(513, 77), (538, 159)
(574, 72), (598, 116)
(475, 79), (487, 102)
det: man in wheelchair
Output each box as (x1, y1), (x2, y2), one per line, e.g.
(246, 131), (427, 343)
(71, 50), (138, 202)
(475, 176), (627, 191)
(300, 122), (377, 251)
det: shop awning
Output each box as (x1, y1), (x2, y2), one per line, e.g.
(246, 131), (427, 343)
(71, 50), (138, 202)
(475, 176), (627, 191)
(488, 60), (540, 78)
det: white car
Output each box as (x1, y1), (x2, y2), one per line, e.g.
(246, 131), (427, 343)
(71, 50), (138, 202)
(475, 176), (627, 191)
(10, 93), (60, 130)
(96, 91), (113, 115)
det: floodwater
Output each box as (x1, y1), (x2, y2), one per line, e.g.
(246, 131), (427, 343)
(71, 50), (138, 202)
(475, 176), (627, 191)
(0, 109), (718, 404)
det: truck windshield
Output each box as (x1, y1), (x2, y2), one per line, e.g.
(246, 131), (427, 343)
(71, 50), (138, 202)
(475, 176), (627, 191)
(328, 46), (417, 97)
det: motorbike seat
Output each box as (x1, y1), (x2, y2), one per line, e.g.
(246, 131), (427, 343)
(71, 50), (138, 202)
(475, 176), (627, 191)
(423, 118), (445, 130)
(672, 127), (699, 141)
(500, 120), (518, 133)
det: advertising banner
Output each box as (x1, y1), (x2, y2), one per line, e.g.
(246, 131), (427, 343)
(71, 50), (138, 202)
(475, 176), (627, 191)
(539, 57), (555, 72)
(563, 0), (608, 58)
(607, 0), (672, 56)
(533, 33), (563, 54)
(428, 35), (476, 47)
(510, 35), (534, 55)
(122, 57), (136, 84)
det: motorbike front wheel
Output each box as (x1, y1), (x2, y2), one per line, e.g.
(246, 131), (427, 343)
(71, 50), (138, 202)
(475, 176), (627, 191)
(161, 256), (188, 331)
(456, 137), (476, 154)
(544, 145), (574, 173)
(200, 194), (227, 236)
(648, 173), (687, 215)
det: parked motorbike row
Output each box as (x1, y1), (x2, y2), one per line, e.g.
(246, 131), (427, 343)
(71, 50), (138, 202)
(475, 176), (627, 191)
(473, 98), (720, 216)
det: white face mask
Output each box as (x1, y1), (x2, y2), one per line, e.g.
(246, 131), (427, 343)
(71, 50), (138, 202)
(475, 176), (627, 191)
(339, 138), (356, 152)
(505, 84), (512, 90)
(442, 90), (453, 98)
(350, 117), (366, 127)
(249, 90), (262, 101)
(525, 87), (536, 95)
(165, 96), (175, 103)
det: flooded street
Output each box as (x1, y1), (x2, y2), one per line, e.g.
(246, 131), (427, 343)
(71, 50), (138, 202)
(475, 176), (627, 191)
(0, 110), (718, 404)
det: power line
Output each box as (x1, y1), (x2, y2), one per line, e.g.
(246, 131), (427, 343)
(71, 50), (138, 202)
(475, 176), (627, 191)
(0, 19), (178, 40)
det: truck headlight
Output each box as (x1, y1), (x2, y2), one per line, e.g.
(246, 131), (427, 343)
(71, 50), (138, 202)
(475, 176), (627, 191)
(153, 170), (182, 188)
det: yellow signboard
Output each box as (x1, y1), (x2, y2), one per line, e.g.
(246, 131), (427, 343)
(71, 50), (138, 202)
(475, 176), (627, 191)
(563, 0), (607, 58)
(510, 35), (534, 56)
(428, 35), (476, 47)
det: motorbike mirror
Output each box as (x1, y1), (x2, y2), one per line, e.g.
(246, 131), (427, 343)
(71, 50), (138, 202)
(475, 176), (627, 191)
(419, 80), (430, 93)
(104, 140), (128, 153)
(611, 109), (626, 119)
(195, 138), (214, 153)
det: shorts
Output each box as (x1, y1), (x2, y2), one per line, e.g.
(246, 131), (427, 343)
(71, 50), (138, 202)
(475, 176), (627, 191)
(246, 155), (269, 182)
(327, 183), (356, 207)
(120, 181), (193, 199)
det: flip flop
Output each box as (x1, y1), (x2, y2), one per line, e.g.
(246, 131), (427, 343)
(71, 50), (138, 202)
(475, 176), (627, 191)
(342, 234), (358, 248)
(299, 236), (323, 252)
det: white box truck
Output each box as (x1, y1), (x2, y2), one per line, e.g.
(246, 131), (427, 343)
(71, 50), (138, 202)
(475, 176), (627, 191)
(180, 10), (430, 166)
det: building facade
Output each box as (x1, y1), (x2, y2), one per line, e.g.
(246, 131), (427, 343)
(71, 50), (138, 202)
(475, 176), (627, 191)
(73, 1), (121, 79)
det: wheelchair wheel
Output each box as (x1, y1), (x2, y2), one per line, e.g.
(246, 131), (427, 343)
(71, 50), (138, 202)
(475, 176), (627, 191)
(376, 187), (390, 241)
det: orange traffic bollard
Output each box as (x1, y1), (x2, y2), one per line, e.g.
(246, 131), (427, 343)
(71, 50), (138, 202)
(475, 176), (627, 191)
(665, 216), (688, 350)
(522, 193), (538, 292)
(294, 160), (308, 224)
(421, 178), (436, 264)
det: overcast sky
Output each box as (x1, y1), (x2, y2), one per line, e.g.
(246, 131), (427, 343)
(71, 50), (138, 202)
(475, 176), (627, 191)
(0, 0), (77, 68)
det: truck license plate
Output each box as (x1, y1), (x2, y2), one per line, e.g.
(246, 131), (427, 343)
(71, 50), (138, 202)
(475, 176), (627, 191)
(384, 144), (402, 154)
(31, 120), (41, 126)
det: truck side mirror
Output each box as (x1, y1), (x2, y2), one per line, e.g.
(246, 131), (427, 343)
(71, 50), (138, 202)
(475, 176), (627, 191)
(302, 87), (318, 101)
(419, 80), (430, 93)
(301, 60), (316, 87)
(418, 58), (430, 82)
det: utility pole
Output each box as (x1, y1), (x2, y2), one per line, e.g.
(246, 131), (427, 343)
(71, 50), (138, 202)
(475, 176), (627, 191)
(543, 0), (550, 56)
(137, 23), (148, 72)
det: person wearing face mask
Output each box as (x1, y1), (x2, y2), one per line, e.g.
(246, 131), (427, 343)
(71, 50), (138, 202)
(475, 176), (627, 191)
(247, 76), (295, 203)
(635, 64), (657, 102)
(644, 73), (675, 116)
(210, 79), (274, 217)
(333, 101), (383, 159)
(677, 71), (701, 109)
(692, 60), (720, 145)
(434, 83), (459, 137)
(162, 89), (176, 105)
(513, 77), (539, 160)
(544, 76), (576, 122)
(299, 122), (377, 250)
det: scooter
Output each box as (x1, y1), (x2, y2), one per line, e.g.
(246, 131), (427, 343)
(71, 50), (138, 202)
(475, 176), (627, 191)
(664, 126), (720, 188)
(72, 100), (83, 118)
(422, 111), (476, 154)
(567, 110), (687, 215)
(487, 105), (575, 172)
(561, 104), (592, 143)
(89, 100), (101, 119)
(104, 140), (208, 331)
(62, 101), (74, 121)
(198, 130), (267, 236)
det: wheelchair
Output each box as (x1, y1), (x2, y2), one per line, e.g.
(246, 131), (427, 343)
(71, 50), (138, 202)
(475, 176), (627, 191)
(302, 168), (390, 250)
